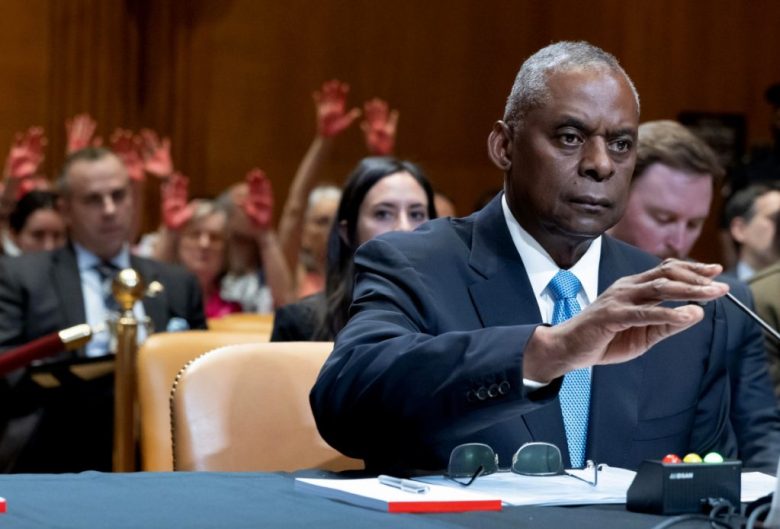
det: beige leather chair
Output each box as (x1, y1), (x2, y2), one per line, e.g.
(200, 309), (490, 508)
(137, 330), (269, 471)
(206, 312), (275, 335)
(170, 341), (363, 472)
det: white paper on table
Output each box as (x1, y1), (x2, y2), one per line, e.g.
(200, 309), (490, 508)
(419, 467), (777, 507)
(418, 466), (636, 507)
(742, 471), (776, 502)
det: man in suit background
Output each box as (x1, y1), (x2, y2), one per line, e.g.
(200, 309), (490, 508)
(749, 211), (780, 399)
(311, 41), (735, 474)
(0, 147), (205, 472)
(723, 184), (780, 281)
(608, 120), (780, 471)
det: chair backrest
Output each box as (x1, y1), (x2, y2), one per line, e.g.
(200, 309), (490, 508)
(137, 330), (269, 471)
(170, 341), (363, 472)
(206, 312), (275, 334)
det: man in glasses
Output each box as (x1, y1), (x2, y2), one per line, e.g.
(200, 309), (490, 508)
(311, 41), (735, 474)
(608, 120), (780, 472)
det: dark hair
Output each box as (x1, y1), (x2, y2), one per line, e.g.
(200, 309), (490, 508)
(504, 41), (639, 130)
(724, 184), (778, 227)
(57, 147), (118, 196)
(314, 157), (436, 339)
(724, 183), (780, 250)
(633, 120), (725, 183)
(9, 190), (60, 234)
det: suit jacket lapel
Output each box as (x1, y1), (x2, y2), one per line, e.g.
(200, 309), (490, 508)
(131, 256), (167, 333)
(467, 195), (542, 327)
(588, 237), (643, 464)
(467, 195), (568, 457)
(53, 245), (86, 328)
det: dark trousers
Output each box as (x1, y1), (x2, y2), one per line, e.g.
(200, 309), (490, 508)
(0, 364), (115, 473)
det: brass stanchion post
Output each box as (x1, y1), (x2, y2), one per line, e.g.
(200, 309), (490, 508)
(111, 268), (145, 472)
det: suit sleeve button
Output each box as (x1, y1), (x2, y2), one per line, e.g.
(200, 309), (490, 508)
(498, 381), (511, 395)
(466, 390), (476, 402)
(476, 387), (488, 400)
(487, 384), (499, 398)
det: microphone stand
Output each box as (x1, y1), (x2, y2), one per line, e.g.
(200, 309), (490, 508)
(724, 292), (780, 343)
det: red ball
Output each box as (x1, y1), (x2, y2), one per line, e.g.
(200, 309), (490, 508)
(662, 454), (682, 464)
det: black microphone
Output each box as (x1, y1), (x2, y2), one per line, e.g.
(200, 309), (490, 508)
(723, 292), (780, 343)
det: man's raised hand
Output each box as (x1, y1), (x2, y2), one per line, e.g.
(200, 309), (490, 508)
(525, 259), (729, 383)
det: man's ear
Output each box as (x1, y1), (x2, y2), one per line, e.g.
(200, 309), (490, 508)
(730, 217), (747, 244)
(487, 121), (512, 171)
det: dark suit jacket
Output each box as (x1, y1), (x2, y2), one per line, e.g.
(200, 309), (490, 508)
(749, 262), (780, 398)
(311, 195), (736, 474)
(271, 293), (328, 342)
(0, 244), (206, 472)
(718, 275), (780, 472)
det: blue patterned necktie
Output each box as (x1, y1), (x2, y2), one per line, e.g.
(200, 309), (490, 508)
(94, 261), (120, 313)
(548, 269), (591, 468)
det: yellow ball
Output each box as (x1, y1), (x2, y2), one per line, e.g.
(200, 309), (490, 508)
(683, 453), (702, 463)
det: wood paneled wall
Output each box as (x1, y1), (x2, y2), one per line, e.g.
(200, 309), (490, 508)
(1, 0), (780, 263)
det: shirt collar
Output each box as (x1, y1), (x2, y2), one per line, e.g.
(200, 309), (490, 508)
(73, 242), (132, 272)
(736, 261), (754, 281)
(501, 194), (601, 303)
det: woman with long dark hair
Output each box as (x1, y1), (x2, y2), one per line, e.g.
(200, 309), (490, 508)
(271, 157), (436, 341)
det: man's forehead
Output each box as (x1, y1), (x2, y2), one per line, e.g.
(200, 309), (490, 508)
(66, 157), (128, 191)
(755, 190), (780, 211)
(542, 67), (639, 123)
(635, 163), (713, 209)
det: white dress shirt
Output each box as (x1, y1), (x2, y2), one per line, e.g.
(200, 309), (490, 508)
(736, 261), (755, 282)
(501, 195), (601, 386)
(74, 243), (148, 357)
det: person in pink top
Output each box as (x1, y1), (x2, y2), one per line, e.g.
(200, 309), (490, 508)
(153, 173), (243, 319)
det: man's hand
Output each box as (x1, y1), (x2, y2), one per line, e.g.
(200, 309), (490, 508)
(140, 128), (173, 178)
(313, 80), (361, 138)
(361, 98), (398, 155)
(161, 171), (193, 230)
(524, 259), (730, 383)
(5, 127), (46, 181)
(110, 129), (145, 182)
(65, 113), (101, 154)
(242, 168), (273, 230)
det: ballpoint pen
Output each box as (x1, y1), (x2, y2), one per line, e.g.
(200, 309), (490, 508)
(378, 475), (430, 494)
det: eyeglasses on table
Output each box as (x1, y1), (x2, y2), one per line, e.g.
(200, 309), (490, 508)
(446, 441), (599, 487)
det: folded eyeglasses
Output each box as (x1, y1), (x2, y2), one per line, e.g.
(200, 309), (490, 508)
(447, 442), (599, 487)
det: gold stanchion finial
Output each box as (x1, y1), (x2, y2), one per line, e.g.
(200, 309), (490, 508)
(112, 269), (145, 312)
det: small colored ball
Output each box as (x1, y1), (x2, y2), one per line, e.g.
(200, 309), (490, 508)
(703, 452), (724, 463)
(662, 454), (682, 464)
(683, 453), (703, 463)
